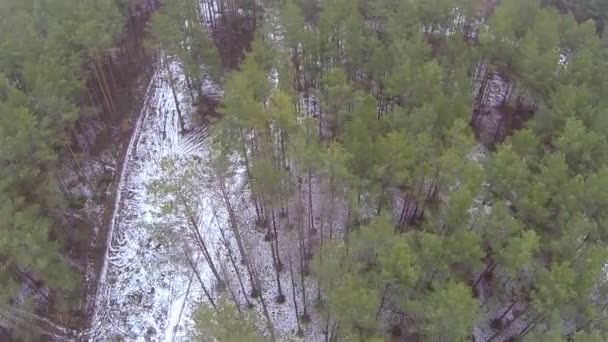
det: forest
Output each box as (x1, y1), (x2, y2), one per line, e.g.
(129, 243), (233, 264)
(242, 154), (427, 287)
(1, 0), (608, 340)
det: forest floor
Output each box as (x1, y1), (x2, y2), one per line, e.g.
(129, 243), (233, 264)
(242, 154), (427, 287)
(83, 55), (334, 341)
(79, 42), (528, 342)
(84, 60), (206, 341)
(78, 48), (527, 342)
(82, 3), (335, 340)
(43, 54), (156, 339)
(81, 3), (526, 341)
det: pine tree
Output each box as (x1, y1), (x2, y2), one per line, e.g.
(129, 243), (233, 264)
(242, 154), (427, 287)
(207, 146), (260, 298)
(4, 0), (607, 339)
(148, 157), (224, 288)
(192, 297), (264, 341)
(0, 0), (126, 326)
(410, 281), (477, 341)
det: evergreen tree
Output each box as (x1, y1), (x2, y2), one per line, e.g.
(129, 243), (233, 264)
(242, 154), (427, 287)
(192, 297), (265, 341)
(0, 0), (125, 326)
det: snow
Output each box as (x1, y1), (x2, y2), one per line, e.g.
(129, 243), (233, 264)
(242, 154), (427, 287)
(80, 3), (602, 340)
(83, 17), (529, 342)
(84, 51), (332, 340)
(85, 58), (210, 341)
(84, 1), (333, 337)
(88, 4), (498, 340)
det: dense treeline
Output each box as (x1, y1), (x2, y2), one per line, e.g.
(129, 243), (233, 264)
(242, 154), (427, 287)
(147, 0), (608, 340)
(0, 0), (155, 336)
(2, 0), (608, 339)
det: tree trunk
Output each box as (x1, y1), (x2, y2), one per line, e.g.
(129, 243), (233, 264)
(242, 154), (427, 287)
(398, 193), (411, 229)
(107, 55), (118, 90)
(297, 183), (308, 272)
(376, 183), (386, 215)
(65, 140), (97, 198)
(183, 249), (216, 308)
(239, 128), (262, 221)
(217, 214), (252, 307)
(517, 313), (543, 338)
(300, 248), (309, 321)
(98, 58), (115, 115)
(493, 113), (506, 145)
(324, 302), (332, 342)
(221, 262), (242, 314)
(163, 54), (185, 132)
(308, 169), (316, 239)
(251, 264), (276, 342)
(486, 307), (527, 342)
(185, 74), (196, 104)
(497, 300), (516, 323)
(344, 203), (353, 250)
(474, 259), (496, 290)
(271, 209), (283, 269)
(269, 235), (285, 303)
(408, 181), (426, 226)
(289, 252), (304, 336)
(181, 198), (223, 287)
(217, 180), (258, 297)
(93, 60), (114, 117)
(376, 283), (390, 320)
(328, 186), (335, 239)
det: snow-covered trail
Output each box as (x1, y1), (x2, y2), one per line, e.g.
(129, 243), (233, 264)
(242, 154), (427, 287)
(84, 7), (331, 339)
(84, 62), (212, 341)
(83, 59), (328, 341)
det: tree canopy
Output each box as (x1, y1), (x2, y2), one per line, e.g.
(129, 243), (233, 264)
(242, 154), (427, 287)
(3, 0), (608, 340)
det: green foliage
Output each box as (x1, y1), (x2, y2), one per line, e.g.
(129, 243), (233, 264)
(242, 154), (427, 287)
(410, 281), (477, 341)
(2, 0), (600, 338)
(192, 297), (265, 341)
(148, 157), (205, 218)
(330, 274), (380, 335)
(0, 0), (125, 316)
(149, 0), (222, 83)
(320, 68), (357, 137)
(189, 0), (608, 339)
(281, 0), (608, 338)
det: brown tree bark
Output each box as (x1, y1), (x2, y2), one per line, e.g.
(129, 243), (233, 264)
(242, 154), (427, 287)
(183, 249), (216, 308)
(162, 54), (185, 132)
(289, 252), (304, 337)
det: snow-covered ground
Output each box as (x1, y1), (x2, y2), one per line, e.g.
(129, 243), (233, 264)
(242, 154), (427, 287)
(84, 54), (331, 340)
(84, 60), (209, 341)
